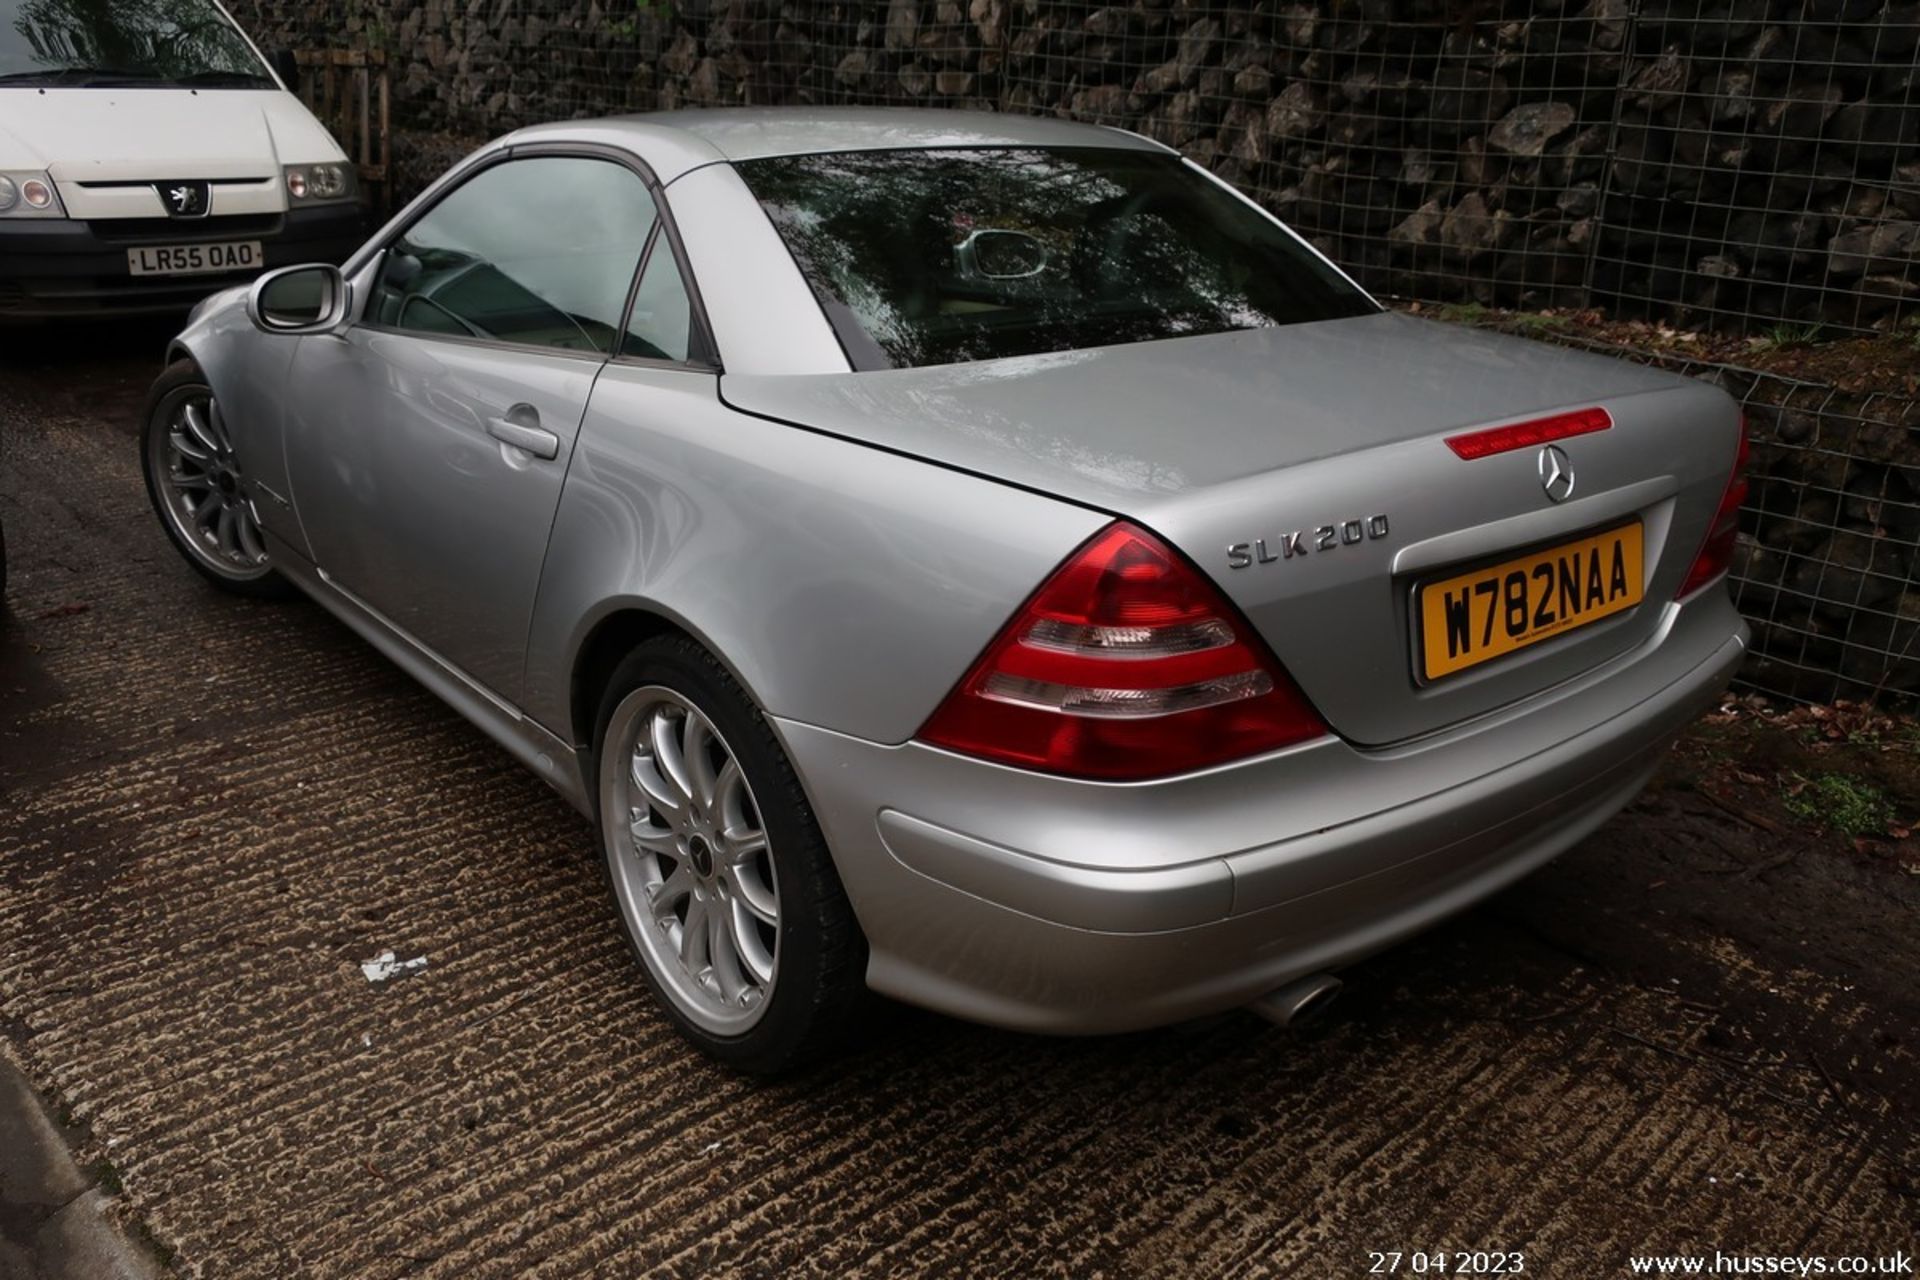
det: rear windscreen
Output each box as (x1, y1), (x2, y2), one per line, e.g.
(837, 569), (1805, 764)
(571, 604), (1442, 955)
(736, 147), (1378, 371)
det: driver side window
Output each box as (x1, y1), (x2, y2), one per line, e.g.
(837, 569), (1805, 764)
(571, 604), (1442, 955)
(370, 156), (659, 355)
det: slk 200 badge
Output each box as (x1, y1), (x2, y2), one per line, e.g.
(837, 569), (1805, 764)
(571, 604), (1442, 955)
(1227, 514), (1390, 569)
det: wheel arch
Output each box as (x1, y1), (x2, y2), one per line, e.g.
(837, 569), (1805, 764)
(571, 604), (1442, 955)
(570, 605), (684, 760)
(566, 600), (770, 764)
(155, 300), (285, 512)
(565, 599), (823, 834)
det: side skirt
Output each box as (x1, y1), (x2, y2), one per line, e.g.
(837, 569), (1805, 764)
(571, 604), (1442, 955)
(264, 531), (595, 818)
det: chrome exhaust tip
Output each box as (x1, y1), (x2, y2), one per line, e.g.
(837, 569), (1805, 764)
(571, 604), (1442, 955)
(1248, 974), (1344, 1029)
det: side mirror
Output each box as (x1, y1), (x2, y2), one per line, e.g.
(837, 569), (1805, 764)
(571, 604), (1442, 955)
(269, 47), (300, 90)
(247, 263), (349, 335)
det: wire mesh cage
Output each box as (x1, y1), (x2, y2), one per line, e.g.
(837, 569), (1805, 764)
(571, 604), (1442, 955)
(221, 0), (1920, 703)
(229, 0), (1920, 337)
(1473, 329), (1920, 703)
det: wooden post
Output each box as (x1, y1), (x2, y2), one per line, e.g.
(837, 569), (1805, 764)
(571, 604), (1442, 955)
(379, 67), (391, 213)
(287, 47), (393, 214)
(358, 64), (371, 173)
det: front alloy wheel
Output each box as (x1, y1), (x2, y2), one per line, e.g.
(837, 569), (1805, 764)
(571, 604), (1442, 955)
(141, 359), (291, 598)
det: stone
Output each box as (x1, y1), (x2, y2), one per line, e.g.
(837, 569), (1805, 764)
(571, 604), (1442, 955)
(688, 56), (724, 104)
(1211, 99), (1258, 165)
(1557, 182), (1600, 217)
(660, 30), (698, 79)
(1790, 529), (1907, 619)
(885, 0), (919, 52)
(1323, 110), (1377, 150)
(1072, 83), (1130, 118)
(1703, 68), (1754, 122)
(897, 61), (932, 95)
(1829, 221), (1920, 276)
(969, 0), (1004, 48)
(1777, 411), (1818, 446)
(1136, 16), (1219, 94)
(1828, 101), (1920, 167)
(1232, 65), (1272, 99)
(1160, 90), (1206, 148)
(1441, 193), (1511, 260)
(1765, 84), (1845, 137)
(835, 48), (870, 89)
(1487, 102), (1576, 157)
(1458, 136), (1498, 188)
(1582, 0), (1633, 52)
(1627, 47), (1689, 109)
(1263, 81), (1322, 142)
(1276, 4), (1316, 48)
(1389, 199), (1444, 247)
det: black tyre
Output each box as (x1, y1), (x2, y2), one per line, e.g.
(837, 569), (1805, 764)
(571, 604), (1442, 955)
(141, 358), (296, 600)
(594, 635), (866, 1074)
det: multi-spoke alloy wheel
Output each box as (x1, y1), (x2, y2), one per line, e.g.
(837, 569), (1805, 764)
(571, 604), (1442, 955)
(152, 392), (269, 577)
(141, 360), (290, 598)
(594, 638), (866, 1072)
(605, 686), (782, 1035)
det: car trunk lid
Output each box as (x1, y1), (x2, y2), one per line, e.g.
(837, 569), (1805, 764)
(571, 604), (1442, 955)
(721, 312), (1741, 745)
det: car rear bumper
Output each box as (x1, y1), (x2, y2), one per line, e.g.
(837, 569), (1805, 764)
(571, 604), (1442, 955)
(0, 204), (366, 321)
(776, 589), (1747, 1034)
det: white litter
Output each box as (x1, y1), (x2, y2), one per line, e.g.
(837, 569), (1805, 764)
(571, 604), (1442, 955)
(360, 949), (428, 984)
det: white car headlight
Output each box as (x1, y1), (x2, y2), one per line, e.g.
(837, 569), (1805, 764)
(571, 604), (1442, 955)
(284, 163), (357, 204)
(0, 171), (65, 218)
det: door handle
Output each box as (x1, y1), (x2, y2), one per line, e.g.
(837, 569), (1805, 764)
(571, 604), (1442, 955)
(485, 406), (560, 460)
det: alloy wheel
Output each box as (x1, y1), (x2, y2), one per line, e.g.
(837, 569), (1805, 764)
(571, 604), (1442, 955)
(149, 389), (272, 581)
(605, 687), (781, 1035)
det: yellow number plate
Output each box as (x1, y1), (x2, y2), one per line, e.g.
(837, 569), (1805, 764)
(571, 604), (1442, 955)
(1418, 523), (1644, 681)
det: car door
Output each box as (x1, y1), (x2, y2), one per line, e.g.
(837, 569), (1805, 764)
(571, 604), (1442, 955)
(281, 150), (664, 702)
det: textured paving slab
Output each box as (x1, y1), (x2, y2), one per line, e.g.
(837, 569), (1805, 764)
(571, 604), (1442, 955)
(0, 1047), (162, 1280)
(0, 335), (1914, 1278)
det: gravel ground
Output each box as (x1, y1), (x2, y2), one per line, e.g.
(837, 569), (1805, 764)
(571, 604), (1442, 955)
(0, 329), (1915, 1279)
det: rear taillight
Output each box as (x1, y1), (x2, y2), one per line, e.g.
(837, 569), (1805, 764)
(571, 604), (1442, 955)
(1676, 415), (1751, 599)
(918, 522), (1329, 780)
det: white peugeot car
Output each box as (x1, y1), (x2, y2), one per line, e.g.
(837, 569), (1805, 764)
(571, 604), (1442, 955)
(0, 0), (365, 320)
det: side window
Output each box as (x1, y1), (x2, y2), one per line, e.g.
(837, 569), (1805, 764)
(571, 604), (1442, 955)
(370, 156), (658, 354)
(621, 237), (694, 363)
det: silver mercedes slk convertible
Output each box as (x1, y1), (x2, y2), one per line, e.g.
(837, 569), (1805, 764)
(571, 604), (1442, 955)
(142, 108), (1749, 1072)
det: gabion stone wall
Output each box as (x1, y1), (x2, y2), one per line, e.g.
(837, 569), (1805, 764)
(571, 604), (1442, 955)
(225, 0), (1920, 705)
(230, 0), (1920, 335)
(1508, 333), (1920, 702)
